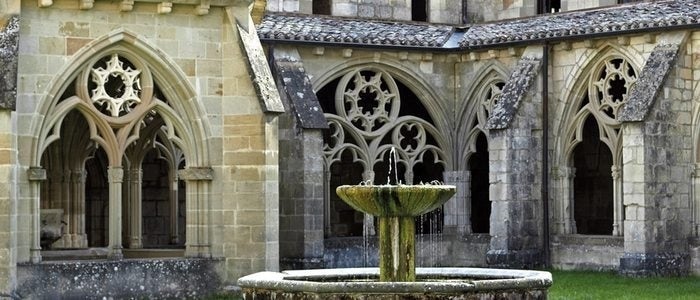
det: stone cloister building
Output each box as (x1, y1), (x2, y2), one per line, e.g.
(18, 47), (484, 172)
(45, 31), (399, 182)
(264, 0), (700, 278)
(0, 0), (699, 297)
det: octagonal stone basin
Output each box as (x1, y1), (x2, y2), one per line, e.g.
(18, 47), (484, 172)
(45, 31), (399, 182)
(238, 267), (553, 299)
(335, 184), (456, 217)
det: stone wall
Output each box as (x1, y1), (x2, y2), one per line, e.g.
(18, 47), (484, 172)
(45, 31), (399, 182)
(561, 0), (616, 12)
(275, 26), (700, 275)
(14, 0), (279, 289)
(0, 1), (19, 294)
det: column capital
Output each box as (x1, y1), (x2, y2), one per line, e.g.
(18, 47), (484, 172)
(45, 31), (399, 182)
(28, 167), (46, 181)
(107, 166), (124, 182)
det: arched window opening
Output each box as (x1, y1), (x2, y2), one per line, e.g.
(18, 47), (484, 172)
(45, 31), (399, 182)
(36, 48), (194, 259)
(573, 115), (613, 235)
(327, 150), (365, 237)
(412, 0), (428, 21)
(85, 148), (109, 247)
(469, 132), (490, 233)
(140, 150), (174, 247)
(40, 110), (96, 250)
(321, 67), (448, 237)
(557, 55), (637, 236)
(313, 0), (331, 15)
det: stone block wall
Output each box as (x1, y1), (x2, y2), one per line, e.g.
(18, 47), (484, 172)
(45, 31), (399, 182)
(0, 2), (19, 294)
(561, 0), (616, 12)
(13, 0), (279, 288)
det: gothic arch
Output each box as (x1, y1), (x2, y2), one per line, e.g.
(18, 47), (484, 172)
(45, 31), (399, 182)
(315, 60), (451, 237)
(312, 57), (453, 160)
(26, 28), (213, 260)
(30, 29), (211, 167)
(553, 45), (641, 236)
(456, 63), (509, 167)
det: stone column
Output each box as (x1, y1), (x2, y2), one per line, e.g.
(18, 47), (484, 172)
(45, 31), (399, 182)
(68, 169), (87, 248)
(693, 164), (700, 237)
(611, 165), (623, 236)
(442, 170), (469, 234)
(28, 167), (46, 263)
(107, 166), (124, 259)
(179, 167), (213, 257)
(554, 166), (575, 234)
(362, 170), (376, 236)
(170, 172), (179, 245)
(128, 168), (142, 248)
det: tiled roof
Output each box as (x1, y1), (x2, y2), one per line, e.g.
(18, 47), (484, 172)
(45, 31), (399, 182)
(258, 0), (700, 50)
(462, 0), (700, 48)
(257, 13), (454, 47)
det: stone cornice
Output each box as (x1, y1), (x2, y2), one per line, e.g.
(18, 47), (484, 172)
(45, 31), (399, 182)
(39, 0), (249, 14)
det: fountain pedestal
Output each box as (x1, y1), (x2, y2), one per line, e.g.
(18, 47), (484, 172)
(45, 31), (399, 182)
(378, 216), (415, 281)
(335, 184), (455, 282)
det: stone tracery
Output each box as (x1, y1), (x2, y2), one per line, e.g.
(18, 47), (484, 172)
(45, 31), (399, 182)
(32, 42), (202, 259)
(89, 53), (142, 117)
(557, 54), (638, 236)
(321, 67), (448, 237)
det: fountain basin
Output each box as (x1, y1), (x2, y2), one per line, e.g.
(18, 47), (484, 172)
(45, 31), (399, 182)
(336, 185), (456, 217)
(238, 267), (552, 299)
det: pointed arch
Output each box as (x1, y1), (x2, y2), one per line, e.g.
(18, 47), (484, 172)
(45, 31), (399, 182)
(553, 44), (641, 236)
(312, 57), (453, 169)
(30, 28), (211, 168)
(456, 62), (509, 168)
(27, 28), (213, 259)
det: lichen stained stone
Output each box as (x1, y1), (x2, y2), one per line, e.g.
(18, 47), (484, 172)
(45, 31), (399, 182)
(238, 22), (285, 114)
(618, 43), (681, 122)
(486, 57), (541, 130)
(0, 15), (19, 110)
(271, 53), (327, 129)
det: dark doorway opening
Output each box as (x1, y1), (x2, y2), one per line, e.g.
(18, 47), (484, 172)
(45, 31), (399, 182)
(573, 115), (613, 235)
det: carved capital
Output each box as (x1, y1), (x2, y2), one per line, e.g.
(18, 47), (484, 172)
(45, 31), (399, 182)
(178, 167), (213, 181)
(108, 167), (124, 182)
(611, 165), (621, 180)
(28, 167), (47, 181)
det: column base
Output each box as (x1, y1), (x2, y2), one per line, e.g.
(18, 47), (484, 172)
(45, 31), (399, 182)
(30, 248), (42, 263)
(619, 252), (690, 277)
(486, 249), (544, 269)
(108, 246), (123, 260)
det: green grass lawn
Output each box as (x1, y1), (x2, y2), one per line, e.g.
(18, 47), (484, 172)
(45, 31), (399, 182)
(549, 270), (700, 300)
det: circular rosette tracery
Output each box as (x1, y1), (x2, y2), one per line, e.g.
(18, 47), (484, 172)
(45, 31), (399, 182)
(590, 58), (637, 125)
(80, 52), (153, 119)
(335, 68), (400, 135)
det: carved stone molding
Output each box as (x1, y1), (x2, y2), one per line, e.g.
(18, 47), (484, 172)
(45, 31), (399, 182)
(178, 167), (214, 181)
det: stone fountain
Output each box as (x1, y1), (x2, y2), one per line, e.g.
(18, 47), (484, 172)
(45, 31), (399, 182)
(238, 183), (552, 299)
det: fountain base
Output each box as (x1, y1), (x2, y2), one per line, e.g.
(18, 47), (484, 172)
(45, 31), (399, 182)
(238, 267), (551, 299)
